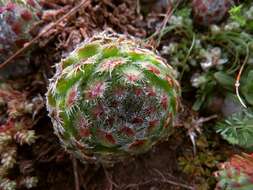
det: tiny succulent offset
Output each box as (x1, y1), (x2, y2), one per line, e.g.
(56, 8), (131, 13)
(0, 82), (42, 190)
(214, 153), (253, 190)
(46, 32), (180, 164)
(0, 0), (41, 78)
(192, 0), (234, 26)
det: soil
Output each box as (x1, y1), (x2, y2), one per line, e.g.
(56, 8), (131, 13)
(32, 118), (194, 190)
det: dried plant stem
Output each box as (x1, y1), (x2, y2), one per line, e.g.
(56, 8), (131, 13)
(72, 157), (80, 190)
(180, 34), (196, 80)
(0, 0), (90, 69)
(124, 169), (195, 190)
(235, 43), (249, 108)
(147, 1), (180, 47)
(195, 114), (218, 125)
(153, 169), (195, 190)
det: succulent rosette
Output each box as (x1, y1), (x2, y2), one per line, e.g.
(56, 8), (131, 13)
(46, 32), (181, 164)
(215, 153), (253, 190)
(0, 0), (41, 78)
(192, 0), (234, 26)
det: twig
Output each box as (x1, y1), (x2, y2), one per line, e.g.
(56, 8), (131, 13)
(102, 165), (119, 190)
(123, 177), (194, 190)
(235, 43), (249, 108)
(180, 34), (196, 80)
(153, 169), (195, 190)
(0, 0), (90, 69)
(157, 2), (175, 39)
(147, 1), (180, 47)
(72, 157), (80, 190)
(195, 114), (218, 125)
(122, 168), (195, 190)
(136, 0), (140, 15)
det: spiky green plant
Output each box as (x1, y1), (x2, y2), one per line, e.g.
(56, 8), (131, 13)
(192, 0), (234, 26)
(46, 32), (181, 164)
(0, 0), (41, 78)
(214, 153), (253, 190)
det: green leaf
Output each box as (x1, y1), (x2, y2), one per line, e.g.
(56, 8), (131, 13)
(216, 109), (253, 149)
(229, 5), (246, 26)
(77, 43), (100, 59)
(143, 70), (172, 94)
(214, 71), (234, 91)
(102, 45), (120, 58)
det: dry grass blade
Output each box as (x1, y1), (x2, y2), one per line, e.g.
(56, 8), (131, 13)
(147, 1), (180, 47)
(235, 43), (249, 108)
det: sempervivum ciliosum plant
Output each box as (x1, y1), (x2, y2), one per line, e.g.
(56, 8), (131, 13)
(214, 153), (253, 190)
(46, 32), (181, 164)
(192, 0), (234, 26)
(0, 0), (41, 78)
